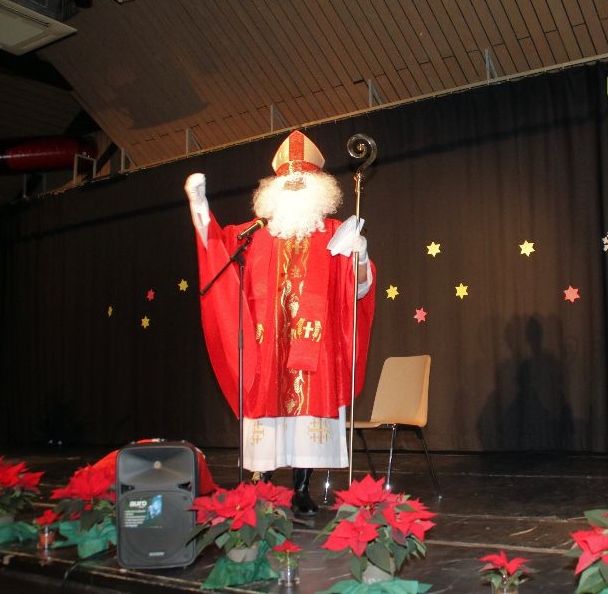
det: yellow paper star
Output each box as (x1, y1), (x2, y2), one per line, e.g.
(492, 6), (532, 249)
(386, 285), (399, 300)
(178, 279), (189, 291)
(107, 306), (113, 317)
(141, 316), (151, 329)
(426, 242), (441, 257)
(455, 283), (468, 299)
(519, 240), (535, 257)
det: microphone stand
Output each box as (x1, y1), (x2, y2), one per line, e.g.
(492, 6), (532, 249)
(199, 236), (252, 484)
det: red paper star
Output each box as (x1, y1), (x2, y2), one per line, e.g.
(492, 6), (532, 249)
(146, 289), (156, 302)
(563, 285), (580, 303)
(414, 307), (427, 323)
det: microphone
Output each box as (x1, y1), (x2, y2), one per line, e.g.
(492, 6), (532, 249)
(237, 218), (268, 240)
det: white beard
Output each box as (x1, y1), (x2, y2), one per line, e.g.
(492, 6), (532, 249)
(252, 171), (343, 240)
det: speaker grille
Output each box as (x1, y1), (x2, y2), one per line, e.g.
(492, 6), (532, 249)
(116, 442), (199, 569)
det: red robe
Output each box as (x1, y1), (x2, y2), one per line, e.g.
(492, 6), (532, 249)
(195, 215), (376, 419)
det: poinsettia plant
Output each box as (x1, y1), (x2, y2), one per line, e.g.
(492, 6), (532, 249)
(569, 509), (608, 594)
(50, 464), (116, 530)
(0, 457), (43, 518)
(272, 539), (302, 563)
(479, 550), (531, 590)
(34, 509), (61, 530)
(189, 481), (294, 556)
(319, 474), (436, 582)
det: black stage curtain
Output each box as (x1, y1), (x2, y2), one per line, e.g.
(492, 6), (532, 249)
(1, 62), (607, 452)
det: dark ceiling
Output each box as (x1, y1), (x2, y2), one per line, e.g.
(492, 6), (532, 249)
(1, 0), (608, 205)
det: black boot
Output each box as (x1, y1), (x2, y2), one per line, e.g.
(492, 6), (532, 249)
(292, 468), (318, 516)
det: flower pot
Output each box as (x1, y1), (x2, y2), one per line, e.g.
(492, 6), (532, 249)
(362, 561), (394, 584)
(277, 555), (300, 587)
(226, 542), (260, 563)
(492, 584), (518, 594)
(38, 526), (56, 551)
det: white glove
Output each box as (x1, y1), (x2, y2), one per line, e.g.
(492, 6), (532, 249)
(184, 173), (210, 245)
(352, 234), (368, 263)
(327, 215), (366, 257)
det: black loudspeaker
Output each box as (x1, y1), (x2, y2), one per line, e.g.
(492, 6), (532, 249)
(116, 441), (199, 569)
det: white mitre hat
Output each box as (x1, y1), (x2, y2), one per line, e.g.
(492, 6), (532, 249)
(271, 130), (325, 176)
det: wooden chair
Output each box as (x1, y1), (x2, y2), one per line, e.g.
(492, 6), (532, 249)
(348, 355), (440, 493)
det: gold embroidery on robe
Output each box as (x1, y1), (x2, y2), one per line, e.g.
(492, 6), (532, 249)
(307, 418), (330, 444)
(250, 420), (265, 445)
(276, 238), (311, 416)
(255, 323), (264, 344)
(292, 317), (322, 342)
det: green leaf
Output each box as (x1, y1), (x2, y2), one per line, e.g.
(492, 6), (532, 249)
(185, 523), (206, 544)
(272, 516), (292, 538)
(264, 529), (281, 548)
(239, 524), (258, 546)
(366, 542), (392, 573)
(584, 510), (608, 529)
(599, 561), (608, 584)
(350, 555), (364, 582)
(336, 504), (359, 515)
(203, 520), (229, 543)
(391, 542), (409, 570)
(215, 531), (231, 549)
(576, 564), (607, 594)
(0, 521), (37, 544)
(255, 508), (271, 536)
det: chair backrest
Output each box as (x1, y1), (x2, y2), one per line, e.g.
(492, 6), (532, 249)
(369, 355), (431, 427)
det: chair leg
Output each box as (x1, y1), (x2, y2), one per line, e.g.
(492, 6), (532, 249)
(415, 427), (441, 495)
(356, 428), (377, 479)
(386, 425), (398, 490)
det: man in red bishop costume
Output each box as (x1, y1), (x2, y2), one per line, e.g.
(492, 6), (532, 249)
(184, 130), (376, 515)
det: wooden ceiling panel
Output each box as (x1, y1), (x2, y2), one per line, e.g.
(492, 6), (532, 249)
(533, 0), (558, 33)
(594, 0), (608, 19)
(519, 36), (543, 69)
(548, 1), (584, 60)
(486, 0), (531, 71)
(574, 23), (598, 56)
(426, 0), (480, 81)
(375, 1), (434, 94)
(517, 0), (556, 65)
(562, 0), (585, 26)
(545, 29), (571, 63)
(2, 0), (608, 205)
(579, 0), (608, 53)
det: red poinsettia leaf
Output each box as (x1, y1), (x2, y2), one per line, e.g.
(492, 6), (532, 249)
(504, 556), (529, 575)
(17, 471), (43, 490)
(571, 528), (608, 574)
(480, 551), (509, 568)
(334, 474), (390, 508)
(254, 481), (293, 508)
(480, 550), (529, 577)
(273, 539), (302, 553)
(322, 512), (379, 557)
(34, 509), (60, 526)
(51, 465), (114, 503)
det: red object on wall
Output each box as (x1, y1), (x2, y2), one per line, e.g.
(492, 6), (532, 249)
(0, 136), (97, 173)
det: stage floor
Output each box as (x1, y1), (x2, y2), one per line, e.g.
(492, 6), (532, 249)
(0, 445), (606, 593)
